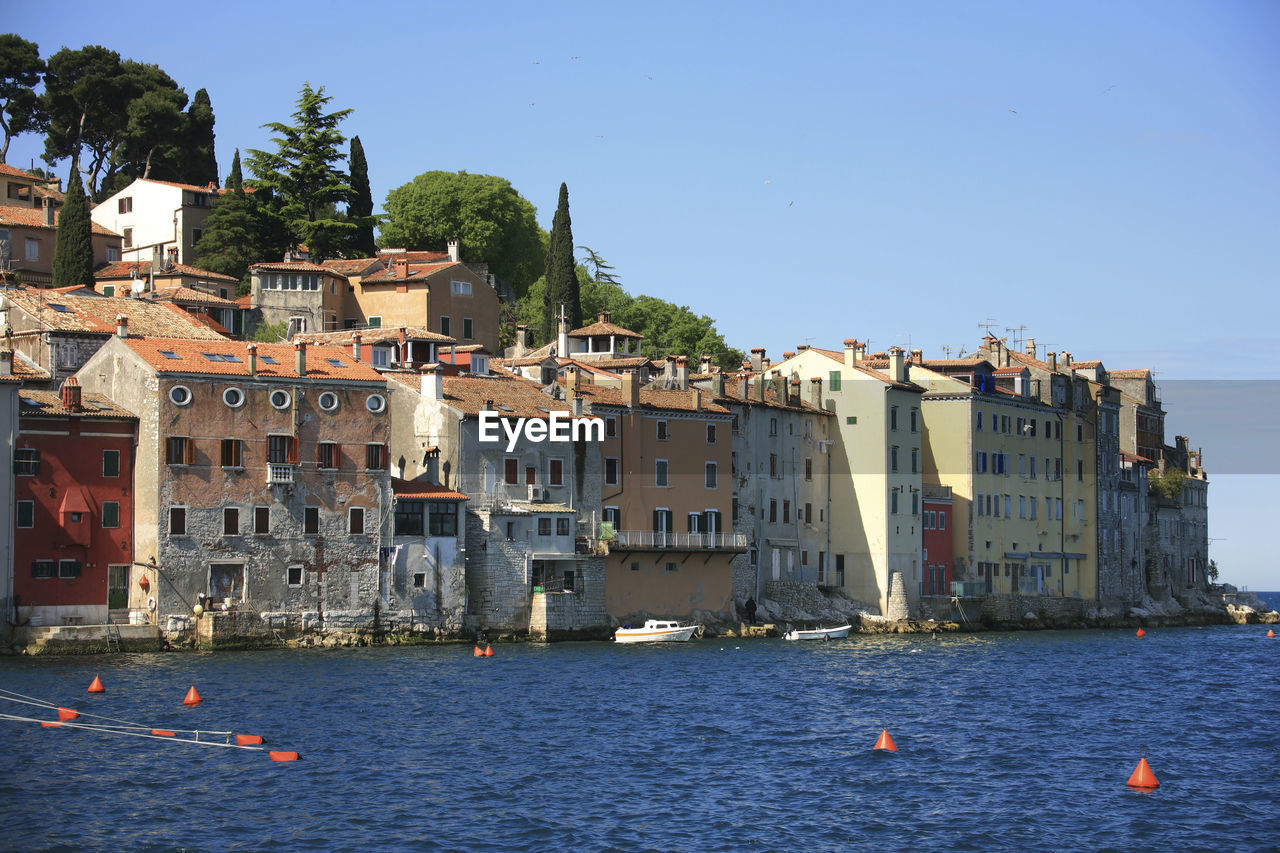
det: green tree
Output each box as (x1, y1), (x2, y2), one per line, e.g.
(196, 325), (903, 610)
(39, 45), (129, 191)
(1148, 467), (1186, 501)
(577, 245), (621, 286)
(379, 170), (546, 296)
(51, 168), (93, 287)
(180, 88), (217, 187)
(0, 34), (45, 163)
(543, 183), (580, 340)
(252, 320), (289, 342)
(194, 150), (270, 292)
(347, 135), (376, 257)
(245, 82), (353, 261)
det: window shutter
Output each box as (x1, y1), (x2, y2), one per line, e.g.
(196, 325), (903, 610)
(184, 438), (195, 465)
(334, 443), (343, 469)
(289, 437), (300, 464)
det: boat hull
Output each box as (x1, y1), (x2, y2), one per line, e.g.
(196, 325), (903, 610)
(783, 625), (852, 641)
(614, 623), (701, 643)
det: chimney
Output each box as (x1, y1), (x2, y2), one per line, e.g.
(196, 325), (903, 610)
(1025, 337), (1036, 358)
(447, 238), (459, 263)
(295, 340), (307, 377)
(754, 376), (765, 403)
(788, 377), (801, 406)
(116, 314), (129, 338)
(568, 364), (582, 397)
(515, 324), (529, 357)
(482, 399), (494, 411)
(843, 338), (856, 369)
(352, 332), (363, 363)
(761, 356), (771, 372)
(750, 347), (765, 372)
(597, 311), (610, 324)
(809, 376), (823, 407)
(675, 356), (689, 390)
(398, 258), (410, 279)
(557, 312), (570, 358)
(700, 354), (713, 374)
(247, 343), (258, 376)
(691, 389), (702, 411)
(1047, 351), (1058, 371)
(910, 348), (923, 363)
(855, 342), (866, 362)
(0, 350), (12, 376)
(1062, 352), (1072, 366)
(783, 351), (796, 360)
(43, 197), (55, 227)
(797, 344), (810, 352)
(889, 347), (906, 383)
(421, 364), (443, 401)
(572, 396), (584, 416)
(711, 372), (725, 397)
(60, 376), (82, 411)
(621, 372), (639, 407)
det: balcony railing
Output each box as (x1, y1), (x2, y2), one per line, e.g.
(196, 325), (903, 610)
(611, 530), (748, 551)
(267, 463), (295, 485)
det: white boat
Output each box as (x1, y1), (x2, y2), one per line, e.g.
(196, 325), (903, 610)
(614, 619), (702, 643)
(783, 624), (852, 641)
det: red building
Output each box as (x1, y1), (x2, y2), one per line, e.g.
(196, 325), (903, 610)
(13, 379), (137, 627)
(921, 484), (954, 596)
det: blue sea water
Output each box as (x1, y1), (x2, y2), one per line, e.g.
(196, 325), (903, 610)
(1252, 590), (1280, 614)
(1, 626), (1277, 852)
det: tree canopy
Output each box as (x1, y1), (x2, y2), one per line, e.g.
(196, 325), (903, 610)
(51, 168), (93, 288)
(543, 182), (580, 340)
(194, 150), (278, 293)
(379, 170), (546, 297)
(347, 135), (376, 257)
(0, 34), (44, 163)
(245, 82), (354, 261)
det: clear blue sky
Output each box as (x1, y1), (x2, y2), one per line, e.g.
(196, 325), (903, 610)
(10, 1), (1278, 590)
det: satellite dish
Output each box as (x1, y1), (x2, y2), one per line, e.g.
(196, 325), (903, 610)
(549, 347), (557, 358)
(130, 278), (145, 296)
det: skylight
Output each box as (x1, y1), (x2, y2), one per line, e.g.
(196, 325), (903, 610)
(201, 352), (243, 362)
(49, 303), (71, 313)
(159, 350), (181, 360)
(325, 358), (346, 367)
(260, 356), (279, 365)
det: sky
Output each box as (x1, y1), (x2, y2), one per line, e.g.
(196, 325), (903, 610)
(9, 1), (1278, 590)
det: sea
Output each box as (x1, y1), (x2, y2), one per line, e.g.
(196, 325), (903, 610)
(1, 624), (1277, 853)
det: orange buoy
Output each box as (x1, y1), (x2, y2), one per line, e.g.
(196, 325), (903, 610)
(873, 729), (898, 751)
(1268, 629), (1275, 638)
(484, 644), (494, 657)
(87, 676), (105, 693)
(57, 707), (79, 721)
(183, 685), (202, 706)
(236, 734), (265, 746)
(151, 729), (176, 737)
(1126, 757), (1160, 790)
(41, 721), (61, 728)
(473, 646), (483, 657)
(268, 750), (302, 762)
(1136, 628), (1146, 638)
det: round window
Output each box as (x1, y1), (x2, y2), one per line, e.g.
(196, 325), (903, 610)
(270, 389), (292, 410)
(223, 387), (245, 408)
(318, 392), (339, 412)
(366, 394), (386, 414)
(169, 385), (192, 406)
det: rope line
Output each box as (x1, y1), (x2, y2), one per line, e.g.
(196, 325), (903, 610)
(0, 689), (235, 737)
(0, 712), (265, 751)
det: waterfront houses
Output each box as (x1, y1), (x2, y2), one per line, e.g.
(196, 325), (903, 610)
(389, 478), (469, 633)
(91, 178), (222, 266)
(11, 381), (137, 628)
(75, 335), (392, 639)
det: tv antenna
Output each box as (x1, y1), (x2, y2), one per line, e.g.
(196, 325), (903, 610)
(941, 345), (956, 358)
(977, 318), (999, 338)
(1004, 325), (1028, 350)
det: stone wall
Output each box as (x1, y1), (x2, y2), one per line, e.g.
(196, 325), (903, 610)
(978, 593), (1087, 624)
(529, 556), (607, 637)
(464, 509), (533, 631)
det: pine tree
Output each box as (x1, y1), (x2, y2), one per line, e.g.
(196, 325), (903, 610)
(193, 150), (263, 291)
(51, 168), (94, 287)
(347, 136), (376, 257)
(543, 182), (580, 341)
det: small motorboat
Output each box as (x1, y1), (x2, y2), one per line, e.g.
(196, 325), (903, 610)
(783, 624), (851, 641)
(614, 619), (702, 643)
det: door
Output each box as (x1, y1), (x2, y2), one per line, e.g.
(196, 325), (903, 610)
(108, 564), (129, 610)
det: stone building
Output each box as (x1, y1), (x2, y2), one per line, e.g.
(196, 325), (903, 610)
(1147, 436), (1210, 597)
(388, 478), (469, 633)
(0, 354), (18, 645)
(249, 259), (348, 338)
(76, 335), (392, 641)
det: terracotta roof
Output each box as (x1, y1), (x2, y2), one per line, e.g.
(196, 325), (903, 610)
(17, 389), (137, 419)
(381, 250), (451, 262)
(1068, 360), (1103, 369)
(1108, 369), (1152, 379)
(572, 355), (649, 369)
(152, 287), (240, 308)
(120, 338), (386, 382)
(360, 260), (462, 284)
(571, 382), (731, 415)
(2, 288), (228, 339)
(0, 163), (38, 179)
(568, 319), (642, 339)
(8, 350), (49, 380)
(1119, 450), (1155, 466)
(505, 354), (557, 367)
(715, 375), (831, 413)
(0, 203), (120, 236)
(992, 366), (1026, 375)
(136, 178), (219, 194)
(321, 258), (382, 276)
(391, 478), (468, 501)
(435, 373), (582, 418)
(94, 261), (238, 283)
(294, 327), (457, 347)
(917, 357), (989, 368)
(250, 260), (336, 274)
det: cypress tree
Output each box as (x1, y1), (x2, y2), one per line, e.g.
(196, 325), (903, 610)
(543, 182), (580, 341)
(51, 169), (94, 288)
(183, 88), (218, 187)
(193, 150), (261, 291)
(348, 135), (376, 257)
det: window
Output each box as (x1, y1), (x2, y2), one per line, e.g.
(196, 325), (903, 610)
(102, 283), (117, 296)
(463, 318), (473, 340)
(891, 407), (898, 430)
(166, 437), (194, 465)
(14, 448), (40, 476)
(191, 227), (203, 247)
(318, 392), (339, 412)
(223, 387), (245, 408)
(1003, 495), (1011, 518)
(910, 409), (918, 432)
(169, 507), (187, 535)
(706, 424), (717, 444)
(365, 444), (388, 470)
(169, 385), (192, 406)
(287, 566), (303, 586)
(655, 459), (669, 487)
(17, 501), (34, 528)
(395, 501), (425, 536)
(538, 517), (552, 536)
(604, 457), (619, 486)
(829, 371), (841, 391)
(1077, 424), (1084, 442)
(911, 493), (919, 515)
(451, 280), (472, 295)
(605, 417), (617, 438)
(891, 491), (899, 514)
(975, 451), (987, 473)
(770, 453), (778, 478)
(770, 417), (778, 436)
(769, 500), (777, 523)
(977, 411), (983, 431)
(429, 503), (458, 537)
(317, 442), (340, 470)
(548, 458), (564, 486)
(224, 507), (240, 535)
(221, 439), (243, 468)
(1078, 460), (1084, 482)
(59, 559), (82, 578)
(783, 500), (791, 523)
(349, 507), (366, 535)
(270, 389), (292, 410)
(556, 517), (570, 536)
(287, 317), (307, 338)
(1019, 496), (1026, 519)
(656, 420), (668, 441)
(976, 493), (984, 517)
(102, 501), (120, 528)
(118, 196), (133, 214)
(32, 560), (56, 579)
(1030, 499), (1038, 520)
(525, 466), (536, 485)
(366, 394), (386, 413)
(911, 448), (919, 474)
(705, 462), (718, 489)
(304, 507), (320, 535)
(105, 246), (120, 262)
(805, 457), (813, 480)
(939, 512), (946, 531)
(891, 446), (899, 472)
(805, 502), (813, 524)
(440, 316), (451, 337)
(254, 506), (270, 534)
(267, 435), (297, 464)
(191, 193), (208, 207)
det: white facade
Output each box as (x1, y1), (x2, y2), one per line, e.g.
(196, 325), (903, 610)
(91, 178), (217, 265)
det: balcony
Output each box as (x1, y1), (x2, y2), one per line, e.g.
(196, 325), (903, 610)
(267, 464), (295, 485)
(611, 530), (748, 551)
